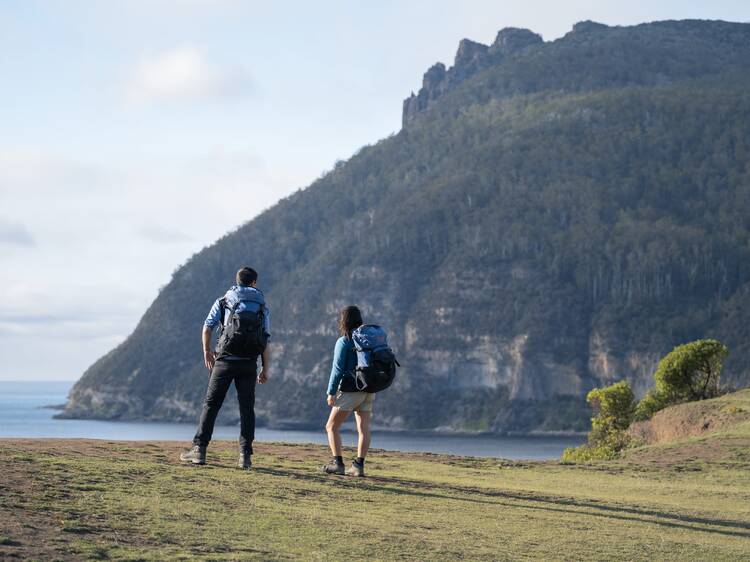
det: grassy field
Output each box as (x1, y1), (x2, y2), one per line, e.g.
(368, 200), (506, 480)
(1, 393), (749, 561)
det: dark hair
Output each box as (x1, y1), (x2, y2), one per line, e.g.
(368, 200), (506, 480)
(236, 267), (258, 286)
(338, 305), (363, 339)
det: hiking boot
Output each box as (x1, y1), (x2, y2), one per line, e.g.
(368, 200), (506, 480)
(322, 459), (345, 475)
(238, 452), (252, 470)
(346, 460), (365, 477)
(180, 445), (206, 465)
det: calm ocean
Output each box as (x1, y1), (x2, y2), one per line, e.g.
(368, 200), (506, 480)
(0, 380), (584, 460)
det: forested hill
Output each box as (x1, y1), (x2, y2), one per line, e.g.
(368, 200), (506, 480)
(62, 20), (750, 432)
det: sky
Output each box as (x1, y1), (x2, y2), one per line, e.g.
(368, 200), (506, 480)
(1, 0), (749, 381)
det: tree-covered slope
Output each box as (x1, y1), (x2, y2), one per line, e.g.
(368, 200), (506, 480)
(61, 20), (750, 432)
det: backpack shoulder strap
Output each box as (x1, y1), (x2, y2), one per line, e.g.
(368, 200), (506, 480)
(220, 296), (241, 323)
(225, 297), (243, 328)
(216, 297), (228, 335)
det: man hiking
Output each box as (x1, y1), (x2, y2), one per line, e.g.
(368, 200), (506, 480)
(180, 266), (270, 469)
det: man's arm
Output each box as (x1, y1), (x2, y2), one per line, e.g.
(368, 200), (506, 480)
(202, 298), (222, 372)
(258, 303), (271, 383)
(202, 325), (215, 371)
(258, 345), (270, 384)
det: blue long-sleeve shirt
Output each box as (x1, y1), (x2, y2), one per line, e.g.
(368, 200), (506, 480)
(327, 336), (357, 395)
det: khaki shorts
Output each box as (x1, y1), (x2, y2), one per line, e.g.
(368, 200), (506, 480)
(334, 390), (374, 412)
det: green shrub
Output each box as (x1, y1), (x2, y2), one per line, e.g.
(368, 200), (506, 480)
(721, 405), (745, 414)
(635, 339), (728, 420)
(562, 380), (635, 462)
(562, 430), (631, 462)
(633, 389), (669, 421)
(587, 381), (635, 438)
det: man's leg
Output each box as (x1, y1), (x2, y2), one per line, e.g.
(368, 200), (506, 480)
(192, 360), (233, 450)
(234, 360), (258, 457)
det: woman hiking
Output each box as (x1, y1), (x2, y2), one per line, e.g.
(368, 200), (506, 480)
(322, 305), (372, 477)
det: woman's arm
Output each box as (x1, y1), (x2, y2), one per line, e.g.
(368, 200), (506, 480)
(326, 338), (348, 396)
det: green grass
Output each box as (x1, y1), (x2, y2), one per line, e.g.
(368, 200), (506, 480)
(1, 434), (749, 561)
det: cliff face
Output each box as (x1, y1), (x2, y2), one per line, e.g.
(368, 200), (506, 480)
(62, 20), (750, 432)
(402, 28), (543, 126)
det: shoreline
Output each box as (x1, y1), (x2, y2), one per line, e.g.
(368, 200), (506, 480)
(50, 412), (587, 439)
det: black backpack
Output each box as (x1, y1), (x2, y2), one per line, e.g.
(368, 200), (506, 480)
(215, 295), (268, 359)
(341, 324), (399, 394)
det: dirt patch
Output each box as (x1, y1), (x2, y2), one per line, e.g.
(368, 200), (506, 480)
(0, 439), (194, 560)
(622, 436), (750, 469)
(627, 399), (750, 446)
(0, 454), (86, 560)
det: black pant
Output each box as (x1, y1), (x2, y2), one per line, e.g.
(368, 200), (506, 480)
(193, 358), (257, 454)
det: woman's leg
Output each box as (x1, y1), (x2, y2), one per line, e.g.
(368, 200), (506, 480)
(325, 407), (351, 457)
(354, 410), (372, 459)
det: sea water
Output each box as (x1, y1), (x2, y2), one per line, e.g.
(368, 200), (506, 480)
(0, 380), (584, 460)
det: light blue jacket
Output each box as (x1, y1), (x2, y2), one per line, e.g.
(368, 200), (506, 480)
(327, 336), (357, 395)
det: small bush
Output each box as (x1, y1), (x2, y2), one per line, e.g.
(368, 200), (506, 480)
(633, 389), (669, 421)
(587, 381), (635, 438)
(562, 430), (632, 462)
(721, 405), (745, 415)
(562, 380), (635, 462)
(635, 339), (728, 420)
(0, 536), (18, 546)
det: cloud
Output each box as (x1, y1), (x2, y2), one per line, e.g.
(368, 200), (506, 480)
(0, 219), (35, 246)
(0, 312), (130, 336)
(124, 46), (253, 105)
(139, 224), (191, 244)
(0, 150), (104, 196)
(0, 146), (311, 380)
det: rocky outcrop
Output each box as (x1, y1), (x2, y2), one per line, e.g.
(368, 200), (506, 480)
(402, 27), (543, 126)
(570, 20), (610, 35)
(587, 331), (662, 396)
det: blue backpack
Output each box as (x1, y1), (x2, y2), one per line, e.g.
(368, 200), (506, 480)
(349, 325), (399, 393)
(215, 289), (268, 359)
